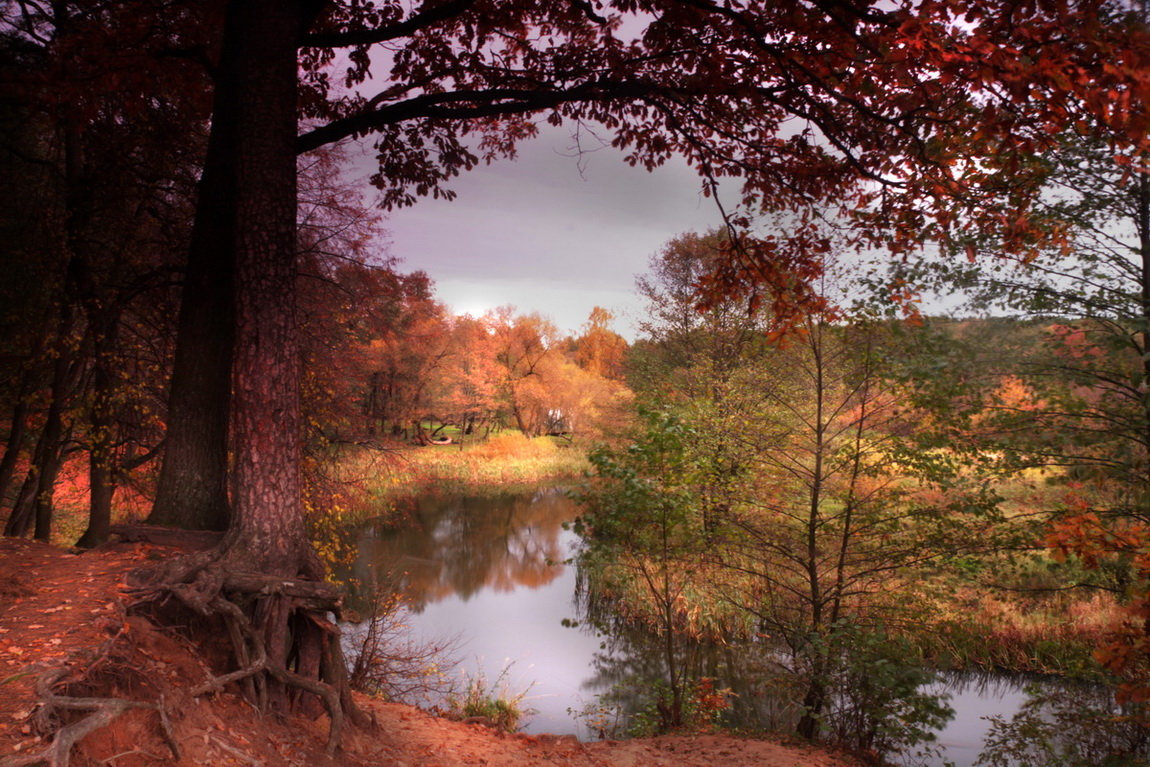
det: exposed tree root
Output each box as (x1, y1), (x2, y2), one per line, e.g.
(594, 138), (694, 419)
(0, 668), (179, 767)
(108, 523), (224, 552)
(185, 595), (344, 754)
(124, 545), (369, 756)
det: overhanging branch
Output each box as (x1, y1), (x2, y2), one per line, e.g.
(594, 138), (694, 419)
(302, 0), (479, 48)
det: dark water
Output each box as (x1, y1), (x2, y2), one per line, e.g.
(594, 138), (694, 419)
(351, 489), (1055, 761)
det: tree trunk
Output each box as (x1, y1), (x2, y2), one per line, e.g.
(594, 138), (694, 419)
(147, 8), (244, 532)
(223, 0), (316, 576)
(202, 0), (331, 717)
(77, 315), (121, 548)
(1139, 167), (1150, 498)
(3, 464), (38, 538)
(796, 675), (827, 741)
(129, 0), (365, 738)
(0, 368), (34, 513)
(30, 316), (77, 542)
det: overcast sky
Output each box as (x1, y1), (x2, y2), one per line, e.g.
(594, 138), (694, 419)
(350, 124), (729, 340)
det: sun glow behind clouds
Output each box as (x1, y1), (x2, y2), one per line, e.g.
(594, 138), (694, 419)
(372, 123), (729, 342)
(433, 276), (640, 339)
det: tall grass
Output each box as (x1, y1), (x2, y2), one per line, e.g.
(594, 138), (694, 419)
(446, 665), (533, 733)
(355, 432), (590, 500)
(921, 588), (1119, 675)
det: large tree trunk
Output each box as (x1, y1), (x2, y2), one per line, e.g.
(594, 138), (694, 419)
(146, 9), (243, 533)
(221, 0), (317, 577)
(130, 0), (364, 739)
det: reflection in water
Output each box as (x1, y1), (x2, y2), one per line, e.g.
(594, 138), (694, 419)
(355, 489), (573, 609)
(350, 490), (1081, 762)
(583, 611), (1085, 767)
(353, 488), (607, 736)
(579, 620), (802, 737)
(935, 673), (1149, 767)
(925, 672), (1043, 767)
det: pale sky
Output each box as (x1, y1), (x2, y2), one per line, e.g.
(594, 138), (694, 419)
(351, 124), (730, 340)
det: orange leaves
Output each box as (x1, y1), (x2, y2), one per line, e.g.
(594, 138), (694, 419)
(1046, 512), (1105, 566)
(695, 229), (836, 335)
(1047, 512), (1150, 702)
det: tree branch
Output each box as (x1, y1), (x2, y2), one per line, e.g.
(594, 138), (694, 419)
(302, 0), (478, 48)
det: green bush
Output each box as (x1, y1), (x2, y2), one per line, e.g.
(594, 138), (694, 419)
(823, 626), (954, 765)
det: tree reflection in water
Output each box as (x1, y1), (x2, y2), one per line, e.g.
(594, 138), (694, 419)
(353, 489), (575, 609)
(577, 616), (803, 737)
(344, 491), (1072, 761)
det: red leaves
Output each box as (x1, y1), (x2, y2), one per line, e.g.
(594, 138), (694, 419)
(694, 228), (835, 334)
(1047, 512), (1150, 703)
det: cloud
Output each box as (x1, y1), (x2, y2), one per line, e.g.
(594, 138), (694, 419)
(355, 122), (730, 336)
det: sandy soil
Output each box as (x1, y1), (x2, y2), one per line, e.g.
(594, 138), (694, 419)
(0, 538), (859, 767)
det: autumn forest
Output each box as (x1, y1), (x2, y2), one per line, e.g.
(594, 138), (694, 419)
(3, 1), (1150, 765)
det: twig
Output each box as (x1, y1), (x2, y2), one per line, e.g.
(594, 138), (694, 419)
(208, 734), (264, 766)
(100, 747), (169, 765)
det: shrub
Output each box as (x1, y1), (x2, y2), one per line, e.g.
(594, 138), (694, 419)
(344, 590), (459, 707)
(823, 627), (954, 766)
(446, 665), (533, 733)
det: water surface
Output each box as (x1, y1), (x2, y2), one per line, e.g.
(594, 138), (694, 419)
(354, 489), (608, 736)
(353, 489), (1059, 759)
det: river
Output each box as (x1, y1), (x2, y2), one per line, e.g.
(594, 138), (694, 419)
(349, 488), (1068, 766)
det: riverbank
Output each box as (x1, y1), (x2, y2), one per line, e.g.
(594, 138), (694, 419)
(330, 432), (589, 503)
(0, 537), (860, 767)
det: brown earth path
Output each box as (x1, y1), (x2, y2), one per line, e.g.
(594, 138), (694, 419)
(0, 538), (859, 767)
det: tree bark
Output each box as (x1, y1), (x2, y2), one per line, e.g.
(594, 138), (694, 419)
(27, 307), (79, 541)
(217, 0), (318, 576)
(0, 368), (34, 514)
(76, 314), (121, 548)
(147, 8), (243, 533)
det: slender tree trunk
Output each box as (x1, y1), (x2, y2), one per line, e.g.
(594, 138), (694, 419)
(0, 369), (34, 513)
(77, 315), (121, 548)
(796, 321), (827, 742)
(0, 313), (53, 513)
(5, 474), (36, 537)
(660, 516), (683, 730)
(1139, 170), (1150, 502)
(31, 399), (68, 542)
(28, 293), (81, 541)
(13, 49), (88, 542)
(829, 330), (874, 626)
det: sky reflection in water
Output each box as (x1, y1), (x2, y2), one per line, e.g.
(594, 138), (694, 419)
(355, 489), (608, 736)
(353, 489), (1045, 759)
